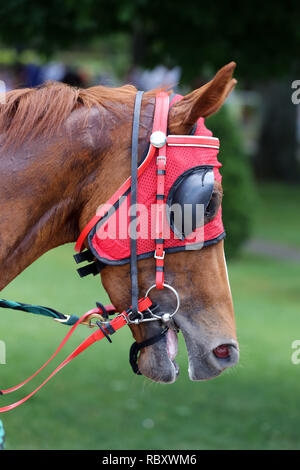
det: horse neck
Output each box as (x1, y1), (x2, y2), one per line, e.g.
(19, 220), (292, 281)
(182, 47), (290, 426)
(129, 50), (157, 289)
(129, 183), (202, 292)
(0, 107), (107, 289)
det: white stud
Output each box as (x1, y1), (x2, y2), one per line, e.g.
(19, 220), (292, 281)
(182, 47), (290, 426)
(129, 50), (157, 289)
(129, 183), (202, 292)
(162, 313), (171, 323)
(150, 131), (167, 148)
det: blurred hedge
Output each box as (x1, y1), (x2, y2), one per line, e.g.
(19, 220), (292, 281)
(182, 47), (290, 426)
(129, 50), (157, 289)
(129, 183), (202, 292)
(206, 105), (257, 258)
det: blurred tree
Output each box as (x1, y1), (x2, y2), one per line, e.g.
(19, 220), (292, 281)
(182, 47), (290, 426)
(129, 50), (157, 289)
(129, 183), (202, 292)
(0, 1), (299, 81)
(119, 1), (300, 82)
(0, 0), (115, 56)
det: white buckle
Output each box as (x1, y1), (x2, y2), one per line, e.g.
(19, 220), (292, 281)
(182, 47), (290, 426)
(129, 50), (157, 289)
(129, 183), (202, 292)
(156, 155), (167, 165)
(154, 250), (165, 260)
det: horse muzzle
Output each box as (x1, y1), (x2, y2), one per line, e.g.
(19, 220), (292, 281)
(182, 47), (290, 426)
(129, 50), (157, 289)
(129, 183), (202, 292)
(135, 324), (180, 383)
(136, 307), (239, 383)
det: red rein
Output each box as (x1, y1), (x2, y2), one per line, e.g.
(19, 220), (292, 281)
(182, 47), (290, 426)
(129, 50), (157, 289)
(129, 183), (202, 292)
(0, 298), (152, 412)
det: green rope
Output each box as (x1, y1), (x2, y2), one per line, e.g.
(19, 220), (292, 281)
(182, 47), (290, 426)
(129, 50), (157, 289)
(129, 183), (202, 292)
(0, 299), (79, 326)
(0, 419), (5, 450)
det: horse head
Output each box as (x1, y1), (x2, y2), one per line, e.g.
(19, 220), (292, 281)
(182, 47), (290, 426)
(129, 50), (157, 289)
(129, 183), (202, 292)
(96, 62), (239, 383)
(0, 62), (238, 385)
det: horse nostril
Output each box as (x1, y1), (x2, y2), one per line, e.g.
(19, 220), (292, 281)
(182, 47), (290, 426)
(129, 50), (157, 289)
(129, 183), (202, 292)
(207, 341), (239, 372)
(213, 344), (231, 359)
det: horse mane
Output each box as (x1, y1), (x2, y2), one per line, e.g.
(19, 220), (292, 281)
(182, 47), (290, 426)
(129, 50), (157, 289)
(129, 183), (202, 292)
(0, 81), (145, 150)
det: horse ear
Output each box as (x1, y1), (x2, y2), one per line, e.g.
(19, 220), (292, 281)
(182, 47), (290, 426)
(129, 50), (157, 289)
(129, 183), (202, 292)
(168, 62), (237, 135)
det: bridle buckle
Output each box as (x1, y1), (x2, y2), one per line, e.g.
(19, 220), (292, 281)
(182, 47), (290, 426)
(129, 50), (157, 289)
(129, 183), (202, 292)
(154, 250), (165, 260)
(156, 155), (167, 165)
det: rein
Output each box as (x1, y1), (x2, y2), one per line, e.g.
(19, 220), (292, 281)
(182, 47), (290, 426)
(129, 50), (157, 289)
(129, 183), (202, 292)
(0, 297), (153, 412)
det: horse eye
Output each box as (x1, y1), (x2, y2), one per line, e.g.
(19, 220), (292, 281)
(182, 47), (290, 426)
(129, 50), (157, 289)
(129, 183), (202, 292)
(205, 191), (221, 221)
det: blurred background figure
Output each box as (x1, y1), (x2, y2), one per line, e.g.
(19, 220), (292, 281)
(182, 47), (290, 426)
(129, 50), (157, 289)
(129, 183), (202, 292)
(39, 62), (66, 83)
(128, 65), (181, 91)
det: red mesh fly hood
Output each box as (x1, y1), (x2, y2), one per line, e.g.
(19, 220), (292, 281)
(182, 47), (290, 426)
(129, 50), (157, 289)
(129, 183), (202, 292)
(87, 95), (225, 265)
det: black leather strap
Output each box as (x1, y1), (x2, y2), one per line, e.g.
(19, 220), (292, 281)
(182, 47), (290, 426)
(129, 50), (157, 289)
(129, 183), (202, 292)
(73, 249), (94, 264)
(96, 321), (112, 343)
(129, 327), (168, 375)
(130, 91), (144, 320)
(76, 261), (104, 278)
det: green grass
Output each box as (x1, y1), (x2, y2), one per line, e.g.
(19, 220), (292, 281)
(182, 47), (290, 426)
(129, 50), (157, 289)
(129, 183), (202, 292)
(254, 181), (300, 247)
(0, 244), (299, 450)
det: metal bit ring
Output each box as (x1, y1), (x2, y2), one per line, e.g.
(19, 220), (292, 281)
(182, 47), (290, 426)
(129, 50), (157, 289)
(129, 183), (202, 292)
(145, 283), (180, 321)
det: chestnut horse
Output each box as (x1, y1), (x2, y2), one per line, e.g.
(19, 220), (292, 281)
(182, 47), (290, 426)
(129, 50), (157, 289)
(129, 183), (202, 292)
(0, 62), (238, 383)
